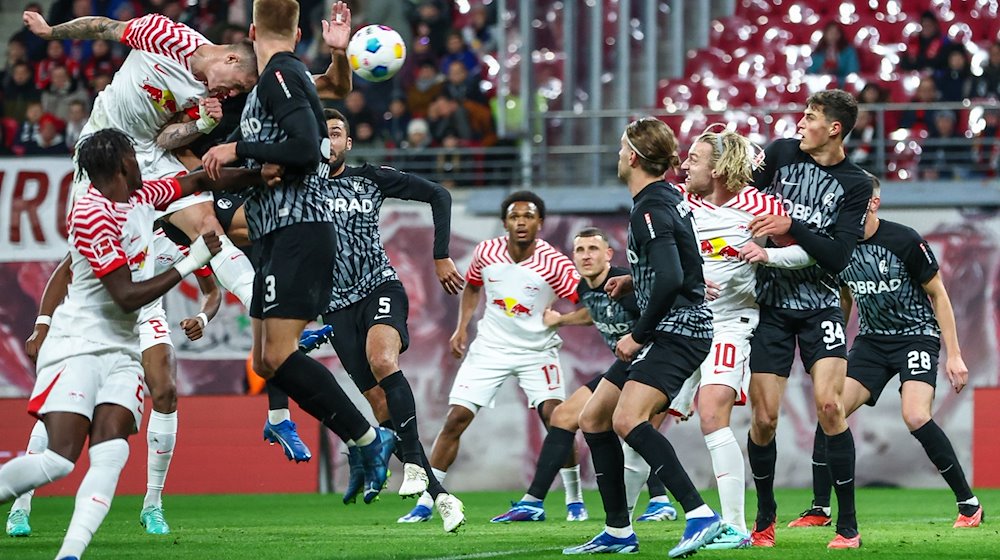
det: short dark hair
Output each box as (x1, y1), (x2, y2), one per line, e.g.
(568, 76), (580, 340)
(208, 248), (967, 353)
(324, 108), (350, 136)
(77, 129), (134, 184)
(574, 226), (610, 245)
(806, 89), (858, 139)
(500, 190), (546, 221)
(227, 40), (258, 77)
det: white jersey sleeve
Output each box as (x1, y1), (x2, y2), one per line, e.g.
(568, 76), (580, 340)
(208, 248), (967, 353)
(121, 14), (208, 70)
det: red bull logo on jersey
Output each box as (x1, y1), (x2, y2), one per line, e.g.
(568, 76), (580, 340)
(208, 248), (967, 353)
(492, 297), (532, 317)
(701, 237), (740, 260)
(141, 81), (179, 113)
(128, 246), (149, 271)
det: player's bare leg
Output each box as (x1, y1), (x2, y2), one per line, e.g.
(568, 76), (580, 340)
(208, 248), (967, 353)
(747, 372), (787, 546)
(139, 343), (178, 534)
(697, 384), (750, 548)
(428, 404), (476, 473)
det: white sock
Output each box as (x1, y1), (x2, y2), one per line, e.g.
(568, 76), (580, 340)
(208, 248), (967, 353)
(56, 439), (129, 559)
(604, 524), (634, 538)
(705, 427), (746, 532)
(432, 468), (447, 486)
(521, 493), (542, 503)
(144, 411), (177, 509)
(417, 491), (434, 508)
(209, 235), (255, 309)
(959, 496), (980, 507)
(685, 503), (715, 520)
(622, 442), (650, 512)
(355, 428), (376, 447)
(0, 449), (74, 502)
(560, 466), (583, 505)
(11, 420), (49, 513)
(268, 409), (291, 424)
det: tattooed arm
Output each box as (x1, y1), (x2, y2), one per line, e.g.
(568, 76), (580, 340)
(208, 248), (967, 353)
(157, 98), (223, 150)
(23, 11), (126, 41)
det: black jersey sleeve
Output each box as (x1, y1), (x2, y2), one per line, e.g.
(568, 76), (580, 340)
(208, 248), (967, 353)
(787, 172), (872, 273)
(618, 290), (641, 318)
(630, 204), (682, 344)
(236, 63), (321, 169)
(752, 138), (795, 189)
(898, 226), (940, 285)
(370, 165), (452, 259)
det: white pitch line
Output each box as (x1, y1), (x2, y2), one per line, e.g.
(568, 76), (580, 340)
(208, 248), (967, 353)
(425, 546), (563, 560)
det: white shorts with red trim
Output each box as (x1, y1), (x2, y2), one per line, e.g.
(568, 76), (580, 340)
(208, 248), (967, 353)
(448, 340), (566, 413)
(29, 335), (145, 430)
(669, 324), (755, 418)
(138, 303), (173, 353)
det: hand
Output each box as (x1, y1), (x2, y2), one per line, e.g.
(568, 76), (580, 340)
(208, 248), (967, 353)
(605, 275), (634, 300)
(261, 163), (284, 187)
(202, 231), (222, 256)
(749, 214), (792, 238)
(945, 353), (969, 393)
(615, 333), (642, 362)
(449, 329), (468, 359)
(543, 308), (562, 327)
(200, 97), (223, 121)
(23, 11), (52, 39)
(739, 241), (769, 264)
(434, 258), (464, 295)
(705, 279), (722, 302)
(25, 325), (49, 364)
(180, 316), (206, 341)
(322, 1), (352, 52)
(202, 142), (238, 181)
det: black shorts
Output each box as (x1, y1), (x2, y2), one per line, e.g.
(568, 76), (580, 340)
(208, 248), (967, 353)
(249, 223), (336, 321)
(214, 191), (246, 232)
(628, 333), (711, 401)
(596, 359), (629, 391)
(848, 335), (940, 406)
(323, 280), (410, 393)
(750, 305), (848, 377)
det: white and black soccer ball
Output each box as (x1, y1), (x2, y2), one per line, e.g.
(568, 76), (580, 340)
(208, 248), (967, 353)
(347, 25), (406, 83)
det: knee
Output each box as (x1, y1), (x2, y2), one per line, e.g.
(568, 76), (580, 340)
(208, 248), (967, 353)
(815, 397), (842, 422)
(197, 208), (222, 235)
(252, 354), (273, 379)
(611, 410), (640, 440)
(751, 407), (779, 437)
(550, 403), (577, 431)
(150, 379), (177, 413)
(261, 348), (292, 377)
(367, 353), (398, 379)
(700, 412), (728, 435)
(42, 450), (75, 481)
(903, 411), (931, 432)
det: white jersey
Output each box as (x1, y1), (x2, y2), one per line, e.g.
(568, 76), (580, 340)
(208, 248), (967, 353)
(465, 237), (580, 353)
(78, 15), (209, 188)
(52, 179), (182, 353)
(135, 228), (204, 325)
(683, 185), (786, 325)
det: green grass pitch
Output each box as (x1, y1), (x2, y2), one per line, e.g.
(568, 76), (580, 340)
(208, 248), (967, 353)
(6, 489), (997, 559)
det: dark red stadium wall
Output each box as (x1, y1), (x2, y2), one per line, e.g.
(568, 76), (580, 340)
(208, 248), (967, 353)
(974, 388), (1000, 487)
(0, 396), (321, 495)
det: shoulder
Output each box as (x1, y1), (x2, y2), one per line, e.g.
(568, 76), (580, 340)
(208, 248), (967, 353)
(536, 239), (573, 262)
(474, 236), (507, 261)
(731, 185), (784, 215)
(877, 220), (925, 247)
(70, 192), (120, 234)
(765, 138), (802, 160)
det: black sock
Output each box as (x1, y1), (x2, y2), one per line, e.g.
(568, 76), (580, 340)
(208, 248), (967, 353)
(266, 380), (290, 411)
(747, 434), (777, 527)
(270, 351), (370, 442)
(379, 371), (421, 464)
(646, 471), (667, 498)
(379, 420), (405, 464)
(812, 423), (832, 509)
(420, 446), (447, 499)
(826, 428), (858, 537)
(527, 427), (576, 500)
(583, 431), (630, 529)
(624, 422), (704, 513)
(911, 420), (974, 505)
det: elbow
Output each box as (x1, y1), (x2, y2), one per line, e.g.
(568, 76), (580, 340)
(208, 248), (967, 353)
(111, 293), (142, 314)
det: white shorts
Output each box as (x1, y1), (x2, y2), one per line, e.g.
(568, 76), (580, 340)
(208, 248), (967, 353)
(71, 142), (191, 209)
(448, 341), (566, 413)
(29, 335), (145, 430)
(669, 325), (754, 418)
(159, 191), (214, 217)
(138, 304), (173, 353)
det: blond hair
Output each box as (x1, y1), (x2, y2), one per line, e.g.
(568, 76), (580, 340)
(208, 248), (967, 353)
(624, 117), (680, 177)
(694, 125), (764, 193)
(253, 0), (299, 38)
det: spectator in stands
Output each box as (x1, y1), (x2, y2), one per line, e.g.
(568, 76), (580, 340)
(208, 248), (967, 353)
(81, 39), (120, 86)
(15, 101), (43, 147)
(857, 82), (896, 133)
(398, 34), (437, 90)
(411, 0), (452, 55)
(351, 121), (382, 152)
(444, 60), (488, 106)
(91, 72), (112, 95)
(936, 46), (974, 102)
(901, 10), (949, 72)
(921, 110), (972, 180)
(435, 134), (462, 189)
(0, 119), (12, 156)
(974, 41), (1000, 100)
(972, 108), (1000, 177)
(427, 93), (496, 147)
(405, 60), (445, 117)
(41, 65), (89, 122)
(899, 77), (941, 136)
(382, 96), (411, 147)
(64, 98), (88, 151)
(2, 39), (29, 90)
(462, 4), (497, 56)
(12, 3), (48, 61)
(847, 109), (877, 173)
(35, 40), (77, 90)
(21, 112), (67, 156)
(807, 22), (859, 82)
(342, 90), (378, 133)
(398, 117), (435, 173)
(360, 0), (412, 47)
(3, 62), (41, 122)
(440, 30), (480, 75)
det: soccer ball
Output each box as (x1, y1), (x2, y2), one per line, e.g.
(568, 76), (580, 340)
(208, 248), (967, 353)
(347, 25), (406, 82)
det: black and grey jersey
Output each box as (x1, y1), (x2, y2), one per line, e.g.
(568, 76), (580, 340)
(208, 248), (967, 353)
(238, 52), (333, 240)
(628, 182), (713, 339)
(753, 138), (872, 310)
(840, 220), (940, 337)
(326, 164), (452, 311)
(578, 265), (640, 352)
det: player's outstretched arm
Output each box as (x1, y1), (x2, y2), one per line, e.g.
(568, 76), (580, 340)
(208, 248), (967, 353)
(100, 233), (222, 313)
(176, 166), (272, 196)
(314, 1), (353, 99)
(544, 307), (593, 327)
(923, 273), (969, 393)
(25, 253), (72, 363)
(180, 274), (221, 342)
(157, 98), (223, 151)
(23, 11), (126, 41)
